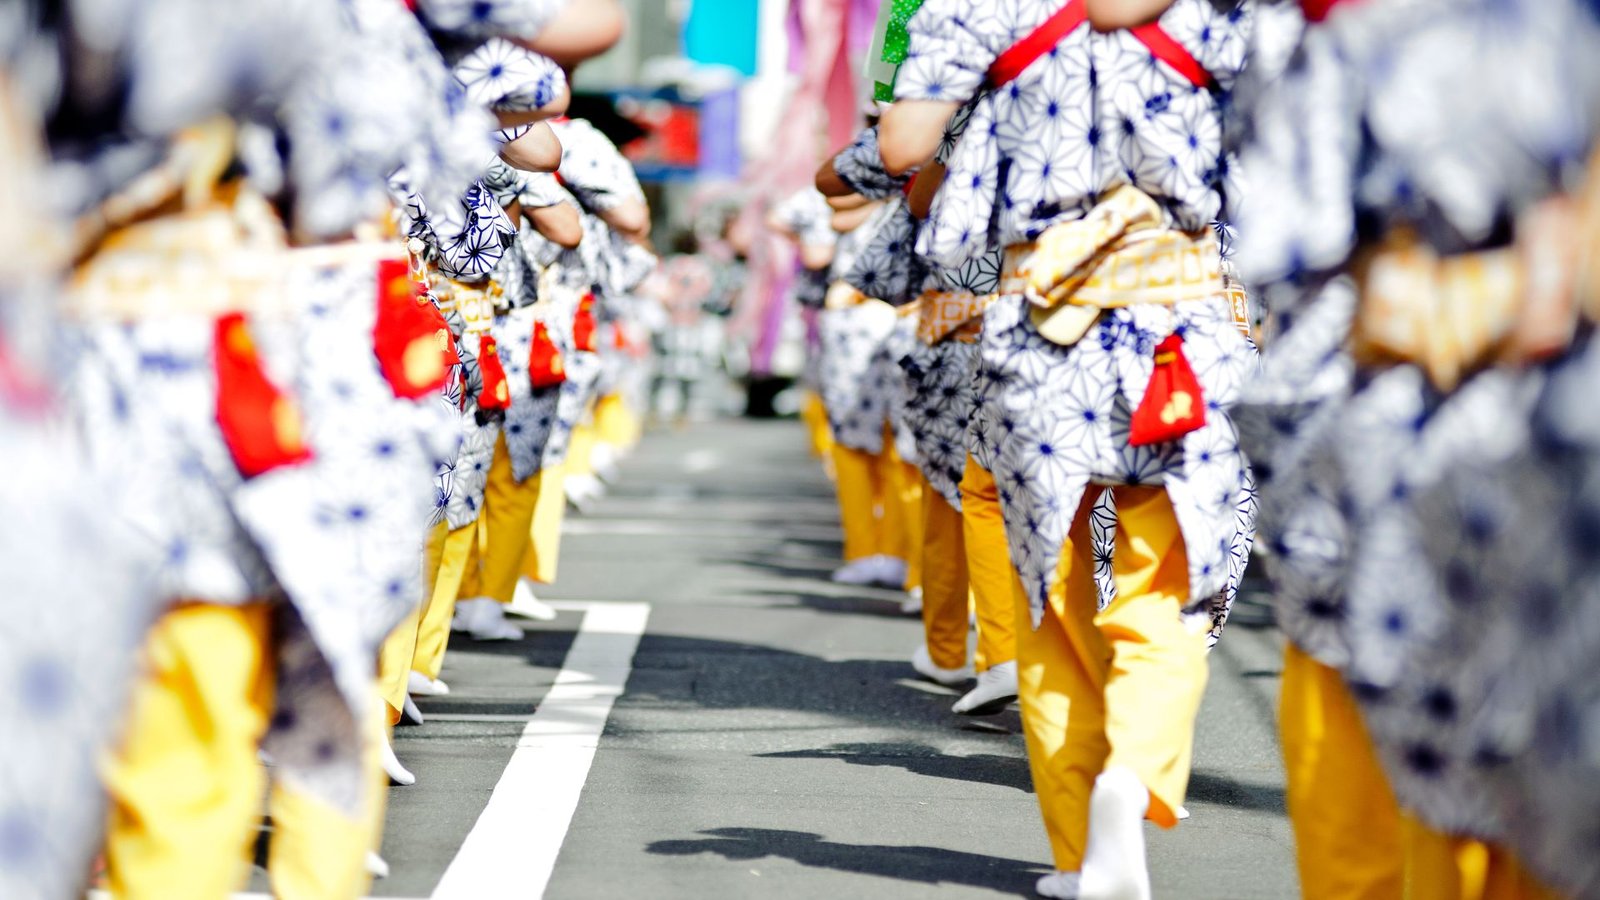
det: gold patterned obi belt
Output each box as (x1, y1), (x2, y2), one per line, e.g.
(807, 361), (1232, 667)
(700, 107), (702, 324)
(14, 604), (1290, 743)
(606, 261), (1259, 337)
(1000, 185), (1227, 346)
(68, 186), (410, 322)
(914, 290), (990, 345)
(427, 269), (503, 337)
(1351, 175), (1600, 391)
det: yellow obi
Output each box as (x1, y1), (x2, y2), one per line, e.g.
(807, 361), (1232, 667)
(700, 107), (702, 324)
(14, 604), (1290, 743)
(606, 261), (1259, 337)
(427, 270), (500, 337)
(1001, 185), (1224, 346)
(915, 289), (991, 345)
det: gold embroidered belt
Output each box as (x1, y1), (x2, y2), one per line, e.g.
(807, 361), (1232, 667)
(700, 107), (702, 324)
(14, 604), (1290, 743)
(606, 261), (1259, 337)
(999, 185), (1227, 346)
(1353, 152), (1600, 390)
(915, 289), (991, 345)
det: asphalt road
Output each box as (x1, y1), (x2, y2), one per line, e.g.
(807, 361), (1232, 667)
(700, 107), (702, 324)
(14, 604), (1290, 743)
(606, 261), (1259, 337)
(371, 417), (1299, 899)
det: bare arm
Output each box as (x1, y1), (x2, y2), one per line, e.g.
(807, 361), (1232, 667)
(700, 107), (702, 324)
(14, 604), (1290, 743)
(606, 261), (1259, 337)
(878, 100), (961, 176)
(600, 198), (651, 239)
(499, 121), (563, 173)
(831, 202), (879, 234)
(826, 193), (870, 212)
(1084, 0), (1177, 32)
(528, 202), (583, 248)
(516, 0), (627, 67)
(906, 162), (946, 221)
(815, 158), (853, 198)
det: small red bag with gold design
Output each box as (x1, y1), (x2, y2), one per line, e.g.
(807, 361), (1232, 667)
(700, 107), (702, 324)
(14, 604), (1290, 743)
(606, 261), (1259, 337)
(475, 334), (512, 412)
(573, 292), (598, 352)
(214, 312), (314, 477)
(529, 321), (567, 389)
(1128, 334), (1206, 447)
(373, 258), (452, 400)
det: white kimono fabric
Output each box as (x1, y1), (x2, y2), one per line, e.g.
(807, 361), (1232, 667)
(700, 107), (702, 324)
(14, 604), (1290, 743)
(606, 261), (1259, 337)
(977, 294), (1257, 636)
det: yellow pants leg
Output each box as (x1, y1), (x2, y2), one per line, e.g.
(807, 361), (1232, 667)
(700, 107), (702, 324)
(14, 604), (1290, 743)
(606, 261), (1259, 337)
(414, 521), (475, 681)
(266, 693), (387, 900)
(1017, 486), (1209, 872)
(1281, 643), (1406, 900)
(801, 391), (836, 470)
(567, 420), (598, 481)
(921, 490), (972, 670)
(519, 462), (568, 585)
(377, 603), (423, 724)
(831, 444), (887, 562)
(103, 602), (276, 900)
(477, 433), (543, 604)
(960, 457), (1018, 671)
(1093, 486), (1208, 826)
(884, 456), (925, 588)
(1404, 819), (1562, 900)
(594, 392), (638, 451)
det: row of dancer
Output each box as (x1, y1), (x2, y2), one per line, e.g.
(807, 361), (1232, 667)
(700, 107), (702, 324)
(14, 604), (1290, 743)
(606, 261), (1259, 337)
(776, 0), (1600, 897)
(0, 2), (655, 898)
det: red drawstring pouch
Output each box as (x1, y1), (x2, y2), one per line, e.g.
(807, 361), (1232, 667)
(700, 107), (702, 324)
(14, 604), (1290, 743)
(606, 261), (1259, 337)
(573, 293), (598, 352)
(529, 321), (567, 389)
(214, 312), (313, 477)
(373, 258), (451, 400)
(475, 334), (512, 412)
(1128, 333), (1207, 447)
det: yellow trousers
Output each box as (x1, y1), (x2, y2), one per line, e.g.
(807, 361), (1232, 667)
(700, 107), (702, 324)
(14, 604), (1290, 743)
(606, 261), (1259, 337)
(921, 490), (973, 670)
(457, 434), (541, 605)
(1404, 819), (1561, 900)
(104, 603), (383, 900)
(406, 520), (476, 687)
(801, 390), (836, 470)
(1016, 486), (1208, 873)
(593, 392), (640, 451)
(959, 458), (1018, 670)
(519, 461), (568, 586)
(1281, 643), (1406, 900)
(830, 433), (922, 581)
(1282, 638), (1560, 900)
(891, 458), (925, 591)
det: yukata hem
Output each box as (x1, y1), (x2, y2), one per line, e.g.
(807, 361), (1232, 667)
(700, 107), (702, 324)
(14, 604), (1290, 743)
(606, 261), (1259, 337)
(978, 294), (1255, 632)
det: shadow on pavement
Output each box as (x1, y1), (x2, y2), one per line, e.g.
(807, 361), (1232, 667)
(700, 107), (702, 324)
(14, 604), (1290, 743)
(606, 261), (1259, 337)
(757, 741), (1034, 792)
(1184, 770), (1287, 815)
(646, 827), (1046, 896)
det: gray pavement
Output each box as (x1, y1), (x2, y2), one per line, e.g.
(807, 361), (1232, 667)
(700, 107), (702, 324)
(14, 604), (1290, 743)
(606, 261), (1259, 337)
(374, 417), (1298, 899)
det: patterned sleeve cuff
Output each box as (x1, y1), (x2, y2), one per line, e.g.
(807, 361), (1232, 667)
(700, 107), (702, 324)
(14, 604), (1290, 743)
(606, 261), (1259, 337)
(893, 0), (991, 105)
(834, 127), (910, 199)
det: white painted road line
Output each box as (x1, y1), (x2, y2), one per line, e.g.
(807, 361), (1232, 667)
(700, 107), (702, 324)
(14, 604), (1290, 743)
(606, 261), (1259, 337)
(431, 601), (651, 900)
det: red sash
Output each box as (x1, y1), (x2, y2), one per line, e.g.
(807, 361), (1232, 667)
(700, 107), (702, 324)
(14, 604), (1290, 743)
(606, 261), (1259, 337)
(476, 334), (512, 412)
(1128, 334), (1206, 446)
(529, 322), (568, 389)
(985, 0), (1213, 91)
(573, 293), (598, 352)
(214, 313), (314, 477)
(373, 259), (452, 400)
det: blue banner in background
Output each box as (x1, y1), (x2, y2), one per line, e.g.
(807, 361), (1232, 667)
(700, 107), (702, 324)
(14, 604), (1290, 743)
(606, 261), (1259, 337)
(684, 0), (760, 76)
(697, 87), (741, 179)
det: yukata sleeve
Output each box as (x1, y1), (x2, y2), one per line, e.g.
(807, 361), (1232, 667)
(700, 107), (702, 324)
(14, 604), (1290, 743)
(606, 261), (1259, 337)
(517, 172), (571, 210)
(834, 127), (909, 199)
(772, 189), (837, 249)
(893, 0), (997, 106)
(453, 39), (567, 113)
(555, 120), (646, 213)
(414, 0), (567, 40)
(482, 159), (531, 208)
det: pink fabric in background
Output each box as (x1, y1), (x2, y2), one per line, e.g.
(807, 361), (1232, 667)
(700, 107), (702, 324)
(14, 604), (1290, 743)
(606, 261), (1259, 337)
(733, 0), (883, 375)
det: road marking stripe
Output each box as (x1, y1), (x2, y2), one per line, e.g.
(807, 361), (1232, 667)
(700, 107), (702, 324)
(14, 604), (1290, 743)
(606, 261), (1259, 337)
(431, 601), (650, 900)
